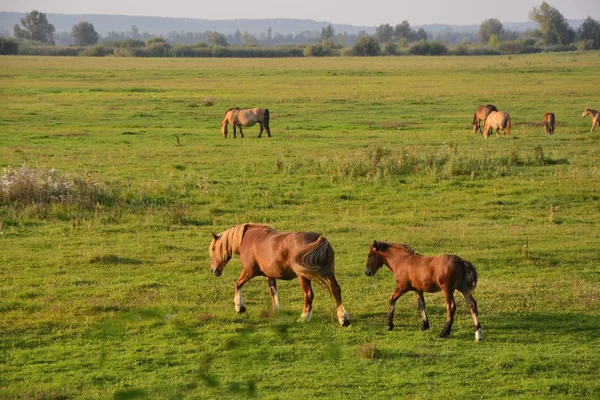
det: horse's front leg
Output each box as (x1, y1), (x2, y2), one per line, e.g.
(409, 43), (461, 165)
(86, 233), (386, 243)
(297, 276), (314, 322)
(232, 123), (237, 138)
(234, 269), (255, 313)
(440, 289), (457, 338)
(387, 285), (409, 331)
(267, 277), (280, 312)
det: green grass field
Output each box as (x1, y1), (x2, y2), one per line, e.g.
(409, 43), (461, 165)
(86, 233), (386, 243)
(1, 53), (600, 399)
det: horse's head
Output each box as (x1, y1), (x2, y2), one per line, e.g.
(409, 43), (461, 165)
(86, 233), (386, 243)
(209, 232), (231, 276)
(365, 240), (389, 277)
(220, 121), (228, 138)
(472, 113), (480, 133)
(582, 108), (590, 118)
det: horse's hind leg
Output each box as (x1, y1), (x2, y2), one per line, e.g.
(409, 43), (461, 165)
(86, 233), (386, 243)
(461, 291), (483, 341)
(297, 276), (314, 322)
(416, 291), (430, 331)
(258, 122), (264, 138)
(238, 126), (244, 138)
(267, 277), (280, 312)
(326, 276), (350, 326)
(440, 289), (456, 338)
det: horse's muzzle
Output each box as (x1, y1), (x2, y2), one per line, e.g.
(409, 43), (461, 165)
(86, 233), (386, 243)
(364, 268), (374, 277)
(211, 268), (222, 277)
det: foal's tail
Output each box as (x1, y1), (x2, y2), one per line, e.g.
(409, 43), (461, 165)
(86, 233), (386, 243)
(294, 236), (331, 286)
(461, 259), (478, 293)
(505, 113), (511, 135)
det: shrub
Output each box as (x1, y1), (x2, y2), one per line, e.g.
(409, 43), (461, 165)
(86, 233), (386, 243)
(409, 40), (448, 55)
(0, 166), (111, 209)
(0, 37), (19, 55)
(303, 42), (334, 57)
(351, 36), (381, 56)
(80, 45), (111, 57)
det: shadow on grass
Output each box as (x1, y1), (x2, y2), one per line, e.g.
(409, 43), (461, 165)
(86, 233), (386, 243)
(486, 311), (600, 340)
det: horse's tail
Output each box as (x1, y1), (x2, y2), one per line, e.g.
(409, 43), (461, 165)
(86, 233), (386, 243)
(461, 259), (478, 293)
(293, 235), (331, 287)
(263, 108), (270, 128)
(506, 113), (511, 135)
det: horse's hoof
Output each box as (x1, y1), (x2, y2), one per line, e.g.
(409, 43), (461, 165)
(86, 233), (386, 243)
(341, 319), (350, 327)
(421, 321), (430, 331)
(439, 331), (450, 338)
(236, 305), (246, 313)
(387, 324), (394, 331)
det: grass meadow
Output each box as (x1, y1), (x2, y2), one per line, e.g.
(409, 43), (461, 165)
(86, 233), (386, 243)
(1, 53), (600, 399)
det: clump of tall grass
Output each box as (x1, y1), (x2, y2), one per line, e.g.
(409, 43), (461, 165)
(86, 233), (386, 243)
(0, 166), (112, 209)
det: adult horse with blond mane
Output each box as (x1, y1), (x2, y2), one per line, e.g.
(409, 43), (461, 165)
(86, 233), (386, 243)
(364, 241), (482, 341)
(209, 224), (350, 326)
(482, 111), (511, 138)
(220, 107), (271, 138)
(472, 104), (497, 133)
(582, 107), (599, 133)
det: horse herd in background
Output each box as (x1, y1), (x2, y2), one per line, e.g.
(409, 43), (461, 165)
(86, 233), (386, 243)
(219, 105), (598, 139)
(209, 105), (598, 341)
(472, 104), (599, 137)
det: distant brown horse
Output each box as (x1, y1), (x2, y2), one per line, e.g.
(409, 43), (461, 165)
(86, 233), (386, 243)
(472, 104), (498, 133)
(209, 224), (350, 326)
(365, 241), (482, 340)
(582, 107), (599, 134)
(543, 112), (556, 135)
(220, 107), (271, 138)
(482, 111), (511, 138)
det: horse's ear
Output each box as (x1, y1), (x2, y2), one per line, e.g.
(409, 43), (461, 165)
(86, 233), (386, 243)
(372, 240), (378, 249)
(211, 232), (218, 240)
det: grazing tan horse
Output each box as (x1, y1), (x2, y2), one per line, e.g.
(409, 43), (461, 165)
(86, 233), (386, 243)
(482, 111), (511, 138)
(365, 241), (482, 341)
(582, 107), (599, 133)
(220, 107), (271, 138)
(472, 104), (498, 133)
(209, 224), (350, 326)
(543, 112), (556, 135)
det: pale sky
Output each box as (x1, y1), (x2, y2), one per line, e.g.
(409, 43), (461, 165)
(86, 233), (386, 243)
(2, 0), (599, 26)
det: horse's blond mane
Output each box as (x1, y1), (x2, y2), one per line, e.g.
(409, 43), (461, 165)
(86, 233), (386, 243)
(212, 223), (249, 262)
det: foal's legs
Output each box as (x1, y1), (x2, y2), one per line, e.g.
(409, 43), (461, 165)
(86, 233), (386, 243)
(267, 277), (280, 312)
(238, 126), (244, 138)
(416, 291), (430, 331)
(387, 285), (409, 331)
(297, 276), (314, 322)
(461, 290), (483, 341)
(258, 122), (264, 138)
(325, 276), (350, 326)
(440, 289), (457, 338)
(234, 269), (255, 313)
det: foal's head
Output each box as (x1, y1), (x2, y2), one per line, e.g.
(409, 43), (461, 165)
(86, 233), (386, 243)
(209, 232), (231, 277)
(365, 241), (391, 277)
(220, 121), (228, 137)
(582, 108), (591, 118)
(472, 113), (480, 133)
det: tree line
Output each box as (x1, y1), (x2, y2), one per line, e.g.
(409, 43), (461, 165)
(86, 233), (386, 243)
(1, 2), (599, 57)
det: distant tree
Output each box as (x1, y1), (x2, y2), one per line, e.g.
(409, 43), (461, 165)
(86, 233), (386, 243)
(128, 25), (142, 41)
(320, 24), (335, 41)
(529, 2), (575, 45)
(478, 18), (504, 44)
(207, 32), (229, 47)
(71, 21), (99, 46)
(488, 33), (501, 47)
(351, 36), (381, 56)
(145, 37), (170, 56)
(577, 16), (600, 49)
(241, 31), (257, 47)
(414, 28), (428, 41)
(375, 23), (394, 43)
(394, 21), (413, 41)
(13, 10), (55, 43)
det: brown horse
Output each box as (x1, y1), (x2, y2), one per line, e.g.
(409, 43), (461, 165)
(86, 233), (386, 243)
(543, 112), (556, 135)
(483, 111), (511, 138)
(209, 224), (350, 326)
(220, 107), (271, 138)
(582, 107), (599, 133)
(365, 241), (482, 341)
(472, 104), (498, 133)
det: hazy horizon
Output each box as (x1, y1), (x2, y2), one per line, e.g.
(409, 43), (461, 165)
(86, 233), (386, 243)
(2, 0), (599, 26)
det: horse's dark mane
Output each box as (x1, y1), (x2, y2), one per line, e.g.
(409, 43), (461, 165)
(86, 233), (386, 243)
(392, 243), (415, 255)
(223, 107), (240, 117)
